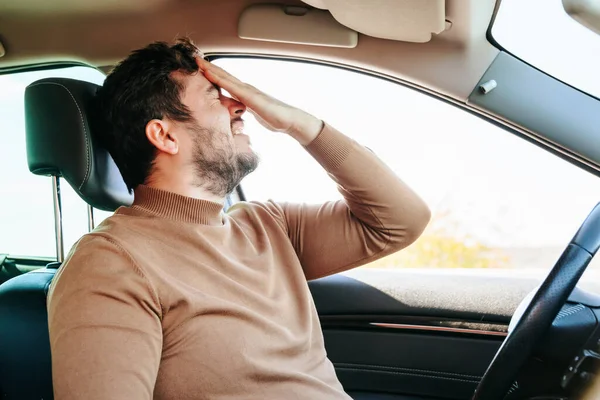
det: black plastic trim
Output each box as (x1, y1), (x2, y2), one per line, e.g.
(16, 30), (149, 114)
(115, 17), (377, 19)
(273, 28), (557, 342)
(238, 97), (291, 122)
(485, 0), (599, 101)
(469, 52), (600, 172)
(0, 61), (102, 77)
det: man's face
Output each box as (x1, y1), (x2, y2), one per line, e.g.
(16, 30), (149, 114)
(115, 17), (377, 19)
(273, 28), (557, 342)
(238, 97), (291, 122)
(175, 69), (259, 197)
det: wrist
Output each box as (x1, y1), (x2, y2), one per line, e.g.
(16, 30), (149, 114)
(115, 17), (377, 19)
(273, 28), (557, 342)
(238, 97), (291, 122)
(289, 114), (324, 146)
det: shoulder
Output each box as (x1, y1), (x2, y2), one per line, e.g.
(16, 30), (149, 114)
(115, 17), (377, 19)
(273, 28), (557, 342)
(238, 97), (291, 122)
(226, 200), (288, 233)
(66, 231), (129, 261)
(63, 211), (139, 267)
(53, 233), (134, 286)
(49, 231), (161, 313)
(52, 227), (149, 294)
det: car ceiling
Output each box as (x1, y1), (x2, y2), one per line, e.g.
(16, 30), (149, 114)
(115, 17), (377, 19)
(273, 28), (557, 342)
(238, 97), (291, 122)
(0, 0), (499, 101)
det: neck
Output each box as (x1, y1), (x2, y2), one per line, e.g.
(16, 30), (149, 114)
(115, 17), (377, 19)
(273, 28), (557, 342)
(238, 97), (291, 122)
(145, 173), (226, 204)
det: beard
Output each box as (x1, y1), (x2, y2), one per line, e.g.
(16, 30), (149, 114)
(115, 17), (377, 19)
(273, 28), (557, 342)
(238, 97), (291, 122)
(188, 121), (259, 197)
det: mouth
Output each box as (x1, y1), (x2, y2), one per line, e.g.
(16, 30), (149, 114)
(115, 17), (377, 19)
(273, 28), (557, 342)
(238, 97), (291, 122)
(231, 120), (245, 136)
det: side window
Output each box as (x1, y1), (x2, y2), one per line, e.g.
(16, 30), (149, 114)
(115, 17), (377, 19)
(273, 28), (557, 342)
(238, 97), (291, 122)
(214, 58), (600, 273)
(0, 66), (106, 259)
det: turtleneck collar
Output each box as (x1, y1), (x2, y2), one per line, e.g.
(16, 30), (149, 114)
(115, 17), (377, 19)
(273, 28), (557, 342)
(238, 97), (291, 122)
(128, 185), (225, 226)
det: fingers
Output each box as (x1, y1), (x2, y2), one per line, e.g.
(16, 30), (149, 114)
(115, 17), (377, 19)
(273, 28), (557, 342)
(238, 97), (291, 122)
(196, 57), (270, 109)
(196, 58), (244, 90)
(196, 59), (245, 100)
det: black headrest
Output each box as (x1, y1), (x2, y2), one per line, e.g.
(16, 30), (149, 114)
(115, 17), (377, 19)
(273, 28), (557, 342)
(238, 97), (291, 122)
(24, 78), (133, 211)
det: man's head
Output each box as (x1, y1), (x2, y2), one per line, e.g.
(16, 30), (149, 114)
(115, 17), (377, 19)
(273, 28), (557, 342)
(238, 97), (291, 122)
(94, 37), (259, 198)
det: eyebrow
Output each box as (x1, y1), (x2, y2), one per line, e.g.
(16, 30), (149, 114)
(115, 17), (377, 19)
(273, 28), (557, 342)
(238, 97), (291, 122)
(205, 83), (220, 96)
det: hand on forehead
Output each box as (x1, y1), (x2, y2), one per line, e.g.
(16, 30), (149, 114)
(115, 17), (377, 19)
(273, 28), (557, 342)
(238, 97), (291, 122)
(195, 57), (254, 103)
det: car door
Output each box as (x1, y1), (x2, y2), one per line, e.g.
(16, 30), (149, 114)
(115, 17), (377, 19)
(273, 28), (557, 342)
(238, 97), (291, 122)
(213, 57), (600, 399)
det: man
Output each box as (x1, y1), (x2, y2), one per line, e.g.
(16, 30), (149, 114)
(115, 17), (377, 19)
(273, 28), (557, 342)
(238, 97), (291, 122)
(48, 38), (431, 399)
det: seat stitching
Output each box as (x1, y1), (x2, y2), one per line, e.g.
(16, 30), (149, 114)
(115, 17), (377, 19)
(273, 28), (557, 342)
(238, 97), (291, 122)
(28, 82), (91, 190)
(334, 362), (481, 379)
(335, 367), (479, 383)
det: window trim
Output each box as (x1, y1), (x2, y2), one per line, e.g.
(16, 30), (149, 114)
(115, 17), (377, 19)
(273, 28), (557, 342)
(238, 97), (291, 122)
(0, 61), (100, 77)
(485, 0), (600, 102)
(2, 255), (55, 265)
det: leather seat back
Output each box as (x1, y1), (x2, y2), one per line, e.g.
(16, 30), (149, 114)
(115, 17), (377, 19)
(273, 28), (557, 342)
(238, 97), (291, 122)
(25, 78), (132, 211)
(0, 264), (59, 400)
(0, 77), (131, 399)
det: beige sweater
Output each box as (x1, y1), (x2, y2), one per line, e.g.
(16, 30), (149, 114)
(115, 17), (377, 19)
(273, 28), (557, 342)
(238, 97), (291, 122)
(48, 124), (430, 400)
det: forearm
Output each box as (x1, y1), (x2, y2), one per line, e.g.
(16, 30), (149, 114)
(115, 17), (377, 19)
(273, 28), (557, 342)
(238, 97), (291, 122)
(278, 122), (430, 280)
(304, 122), (431, 247)
(287, 112), (324, 146)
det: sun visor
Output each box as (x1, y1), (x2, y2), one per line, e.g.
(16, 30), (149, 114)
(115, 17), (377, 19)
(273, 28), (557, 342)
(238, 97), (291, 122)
(301, 0), (447, 43)
(238, 4), (358, 48)
(563, 0), (600, 36)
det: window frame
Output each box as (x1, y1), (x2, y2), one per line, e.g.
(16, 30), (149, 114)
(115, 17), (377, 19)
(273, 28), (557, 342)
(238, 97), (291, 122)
(208, 54), (600, 275)
(0, 61), (99, 77)
(208, 53), (600, 192)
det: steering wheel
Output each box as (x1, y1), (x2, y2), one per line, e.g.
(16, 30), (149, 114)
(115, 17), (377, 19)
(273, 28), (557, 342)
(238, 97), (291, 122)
(472, 203), (600, 400)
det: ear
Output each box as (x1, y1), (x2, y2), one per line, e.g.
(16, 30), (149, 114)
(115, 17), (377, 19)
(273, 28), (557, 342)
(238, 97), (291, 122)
(145, 119), (179, 155)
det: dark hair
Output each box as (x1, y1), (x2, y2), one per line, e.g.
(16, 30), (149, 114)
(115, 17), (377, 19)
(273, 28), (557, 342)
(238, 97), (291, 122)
(94, 37), (201, 191)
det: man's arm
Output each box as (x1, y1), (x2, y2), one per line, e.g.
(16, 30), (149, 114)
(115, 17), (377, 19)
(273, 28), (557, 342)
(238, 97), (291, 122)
(273, 122), (430, 280)
(48, 235), (162, 400)
(197, 59), (431, 279)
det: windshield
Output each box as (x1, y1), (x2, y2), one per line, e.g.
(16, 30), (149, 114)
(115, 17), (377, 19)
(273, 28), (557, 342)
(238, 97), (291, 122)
(491, 0), (600, 99)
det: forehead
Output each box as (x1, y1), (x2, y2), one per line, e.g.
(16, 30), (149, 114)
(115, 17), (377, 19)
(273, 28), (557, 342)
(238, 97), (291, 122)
(172, 69), (212, 100)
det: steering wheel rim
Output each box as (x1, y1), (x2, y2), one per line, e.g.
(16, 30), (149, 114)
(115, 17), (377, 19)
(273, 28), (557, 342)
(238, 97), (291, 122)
(472, 202), (600, 400)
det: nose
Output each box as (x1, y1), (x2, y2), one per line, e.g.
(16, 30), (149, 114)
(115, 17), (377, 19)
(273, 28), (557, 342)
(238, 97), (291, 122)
(225, 97), (246, 119)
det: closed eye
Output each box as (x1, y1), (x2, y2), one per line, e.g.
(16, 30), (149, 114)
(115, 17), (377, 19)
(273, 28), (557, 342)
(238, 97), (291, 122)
(206, 84), (221, 98)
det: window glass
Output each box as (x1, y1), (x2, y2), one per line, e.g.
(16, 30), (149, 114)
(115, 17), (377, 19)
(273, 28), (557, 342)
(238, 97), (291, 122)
(0, 66), (105, 258)
(94, 209), (116, 226)
(492, 0), (600, 98)
(214, 58), (600, 279)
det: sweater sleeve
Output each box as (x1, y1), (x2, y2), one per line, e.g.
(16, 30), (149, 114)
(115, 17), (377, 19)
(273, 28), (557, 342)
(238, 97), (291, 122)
(276, 122), (431, 280)
(47, 234), (163, 400)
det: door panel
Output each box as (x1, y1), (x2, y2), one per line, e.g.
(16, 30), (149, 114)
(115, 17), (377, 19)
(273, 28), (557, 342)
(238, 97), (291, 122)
(310, 270), (538, 323)
(327, 329), (501, 399)
(310, 270), (539, 399)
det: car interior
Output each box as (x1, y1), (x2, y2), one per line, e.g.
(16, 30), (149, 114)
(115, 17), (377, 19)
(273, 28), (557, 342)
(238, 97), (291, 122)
(1, 0), (600, 399)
